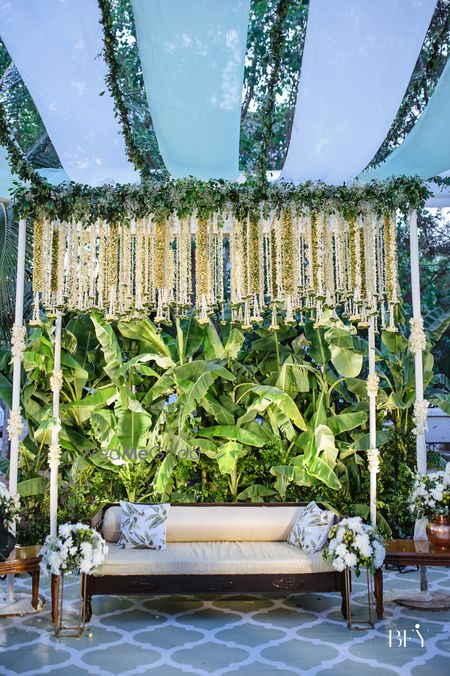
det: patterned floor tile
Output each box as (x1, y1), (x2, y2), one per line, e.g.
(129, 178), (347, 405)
(215, 622), (286, 647)
(0, 642), (71, 673)
(317, 659), (399, 675)
(0, 625), (41, 649)
(260, 638), (340, 670)
(251, 606), (317, 628)
(171, 641), (249, 673)
(99, 608), (166, 630)
(142, 597), (203, 614)
(226, 663), (300, 675)
(349, 634), (428, 668)
(212, 597), (275, 612)
(0, 567), (449, 676)
(81, 642), (161, 674)
(284, 593), (337, 613)
(411, 655), (450, 676)
(134, 625), (204, 649)
(299, 620), (369, 643)
(175, 608), (242, 630)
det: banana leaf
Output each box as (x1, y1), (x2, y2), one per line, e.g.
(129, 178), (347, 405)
(423, 308), (450, 347)
(197, 425), (265, 447)
(237, 484), (276, 502)
(216, 441), (244, 475)
(224, 328), (245, 360)
(327, 411), (367, 434)
(153, 453), (177, 494)
(118, 318), (171, 357)
(328, 344), (363, 378)
(17, 476), (49, 497)
(244, 385), (306, 430)
(91, 313), (123, 383)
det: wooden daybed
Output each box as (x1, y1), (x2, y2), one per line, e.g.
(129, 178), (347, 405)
(51, 503), (384, 622)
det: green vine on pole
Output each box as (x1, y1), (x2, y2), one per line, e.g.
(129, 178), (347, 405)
(255, 0), (289, 186)
(97, 0), (151, 177)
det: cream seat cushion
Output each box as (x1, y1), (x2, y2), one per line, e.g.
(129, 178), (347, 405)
(102, 505), (307, 543)
(93, 541), (335, 576)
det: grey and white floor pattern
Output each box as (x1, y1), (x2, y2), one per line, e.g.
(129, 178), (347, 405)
(0, 567), (449, 676)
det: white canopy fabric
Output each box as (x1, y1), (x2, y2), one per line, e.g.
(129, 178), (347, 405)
(0, 0), (138, 187)
(364, 57), (450, 181)
(132, 0), (250, 180)
(282, 0), (437, 186)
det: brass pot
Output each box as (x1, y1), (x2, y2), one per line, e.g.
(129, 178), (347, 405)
(427, 515), (450, 547)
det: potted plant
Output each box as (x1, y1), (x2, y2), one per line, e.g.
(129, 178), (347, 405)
(0, 482), (20, 561)
(409, 464), (450, 547)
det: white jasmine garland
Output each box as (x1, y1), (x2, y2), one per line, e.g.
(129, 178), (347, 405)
(10, 324), (26, 361)
(413, 399), (429, 436)
(323, 516), (385, 575)
(367, 374), (379, 398)
(7, 408), (23, 441)
(408, 317), (427, 353)
(40, 523), (108, 576)
(50, 369), (64, 393)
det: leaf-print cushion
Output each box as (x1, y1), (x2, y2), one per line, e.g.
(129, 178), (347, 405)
(118, 502), (170, 550)
(287, 501), (334, 554)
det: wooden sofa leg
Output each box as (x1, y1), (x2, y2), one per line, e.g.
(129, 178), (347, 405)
(374, 568), (384, 619)
(51, 574), (59, 624)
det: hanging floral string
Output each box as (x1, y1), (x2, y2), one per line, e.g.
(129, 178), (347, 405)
(32, 206), (400, 332)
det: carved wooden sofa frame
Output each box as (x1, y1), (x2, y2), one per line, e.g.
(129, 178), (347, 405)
(51, 502), (384, 623)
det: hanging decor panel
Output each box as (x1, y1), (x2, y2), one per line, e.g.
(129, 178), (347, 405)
(31, 207), (399, 332)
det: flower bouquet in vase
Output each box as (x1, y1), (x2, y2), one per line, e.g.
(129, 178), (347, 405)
(40, 523), (108, 636)
(409, 464), (450, 547)
(323, 516), (385, 628)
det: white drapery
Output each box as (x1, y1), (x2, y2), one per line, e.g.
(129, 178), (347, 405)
(364, 57), (450, 181)
(132, 0), (250, 180)
(0, 0), (138, 187)
(282, 0), (437, 185)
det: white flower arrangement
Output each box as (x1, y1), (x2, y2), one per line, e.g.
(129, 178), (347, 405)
(323, 516), (385, 575)
(408, 317), (427, 354)
(40, 523), (108, 576)
(0, 483), (21, 529)
(409, 464), (450, 521)
(413, 399), (429, 436)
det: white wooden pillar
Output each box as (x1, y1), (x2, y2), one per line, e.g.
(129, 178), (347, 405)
(6, 217), (26, 601)
(49, 315), (62, 537)
(409, 209), (427, 474)
(409, 209), (428, 591)
(8, 218), (27, 496)
(367, 315), (379, 527)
